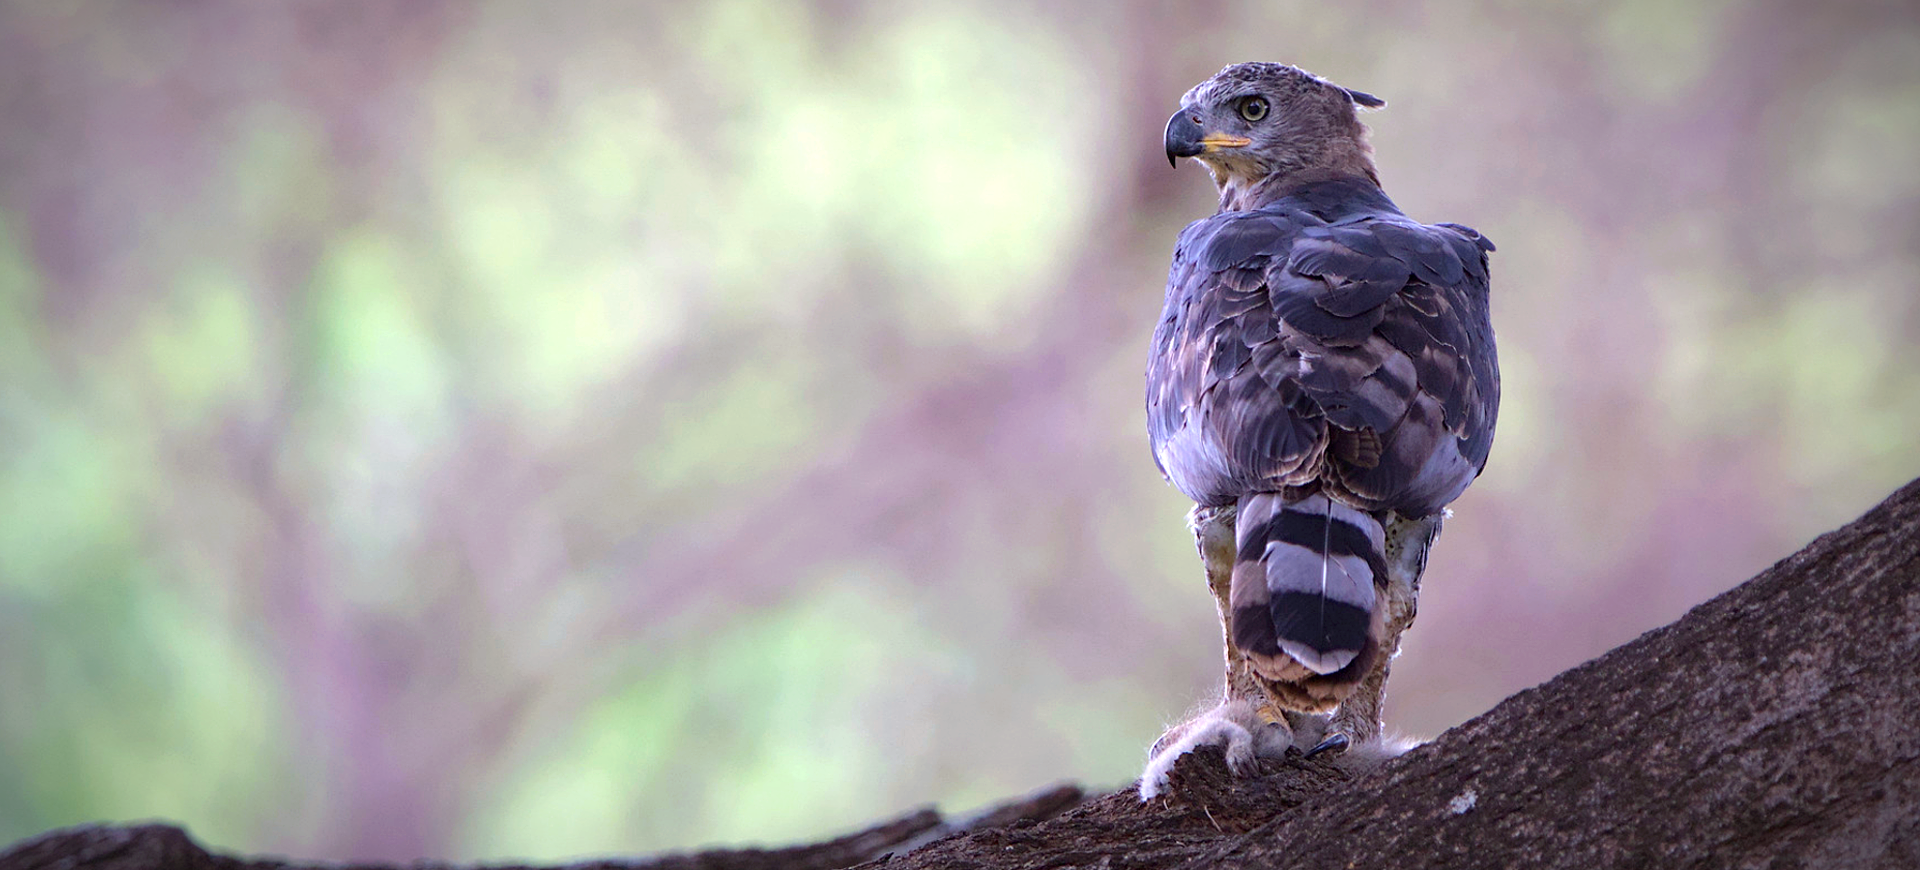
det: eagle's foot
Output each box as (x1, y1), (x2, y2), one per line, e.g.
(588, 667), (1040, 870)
(1138, 698), (1290, 800)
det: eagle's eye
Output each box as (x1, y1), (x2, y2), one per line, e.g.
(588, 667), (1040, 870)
(1238, 96), (1269, 122)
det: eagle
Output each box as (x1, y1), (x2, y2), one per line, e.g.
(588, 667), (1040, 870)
(1139, 62), (1499, 798)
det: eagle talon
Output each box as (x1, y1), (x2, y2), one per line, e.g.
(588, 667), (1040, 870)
(1305, 732), (1350, 758)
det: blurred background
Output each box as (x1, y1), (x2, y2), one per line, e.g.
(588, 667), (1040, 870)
(2, 0), (1917, 862)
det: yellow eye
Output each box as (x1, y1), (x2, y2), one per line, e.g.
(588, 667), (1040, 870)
(1238, 96), (1269, 122)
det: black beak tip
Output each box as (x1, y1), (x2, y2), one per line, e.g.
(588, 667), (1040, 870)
(1163, 108), (1204, 169)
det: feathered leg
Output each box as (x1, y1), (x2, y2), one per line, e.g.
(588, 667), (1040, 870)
(1139, 503), (1292, 799)
(1196, 503), (1288, 714)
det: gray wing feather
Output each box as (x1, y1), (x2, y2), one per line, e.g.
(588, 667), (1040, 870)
(1146, 185), (1498, 515)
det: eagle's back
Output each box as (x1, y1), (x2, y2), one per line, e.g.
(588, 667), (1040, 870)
(1146, 177), (1498, 517)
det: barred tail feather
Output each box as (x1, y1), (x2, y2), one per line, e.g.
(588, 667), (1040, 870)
(1229, 492), (1388, 686)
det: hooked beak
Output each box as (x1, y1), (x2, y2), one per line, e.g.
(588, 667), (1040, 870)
(1164, 109), (1252, 167)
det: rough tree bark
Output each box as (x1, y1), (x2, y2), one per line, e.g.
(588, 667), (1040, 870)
(6, 477), (1918, 870)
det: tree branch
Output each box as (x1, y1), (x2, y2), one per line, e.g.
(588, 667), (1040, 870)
(7, 477), (1918, 870)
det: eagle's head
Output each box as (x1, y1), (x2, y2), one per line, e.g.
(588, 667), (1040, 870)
(1165, 62), (1384, 202)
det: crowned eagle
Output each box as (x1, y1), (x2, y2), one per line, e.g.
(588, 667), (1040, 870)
(1139, 62), (1498, 798)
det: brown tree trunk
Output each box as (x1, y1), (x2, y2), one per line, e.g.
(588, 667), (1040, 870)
(7, 477), (1919, 870)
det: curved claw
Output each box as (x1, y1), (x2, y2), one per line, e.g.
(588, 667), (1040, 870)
(1305, 732), (1350, 758)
